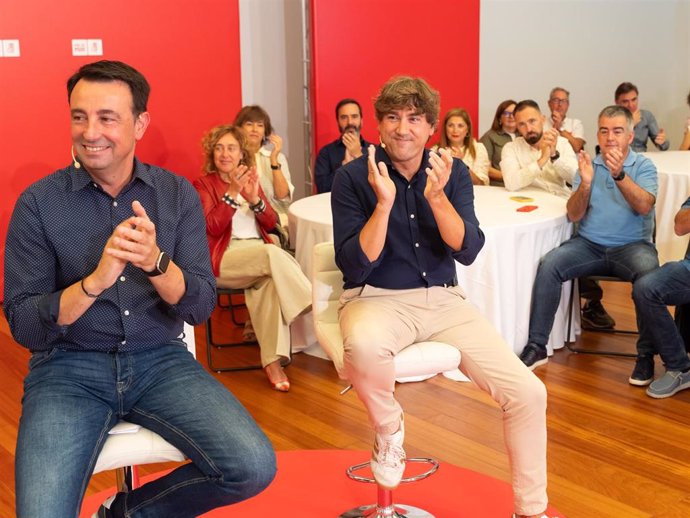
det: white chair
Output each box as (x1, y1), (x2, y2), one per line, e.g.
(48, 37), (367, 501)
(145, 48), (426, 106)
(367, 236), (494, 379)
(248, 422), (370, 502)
(311, 242), (466, 518)
(92, 322), (195, 491)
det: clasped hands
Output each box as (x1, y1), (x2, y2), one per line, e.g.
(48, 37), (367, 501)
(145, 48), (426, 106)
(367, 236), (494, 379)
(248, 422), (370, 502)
(88, 200), (161, 294)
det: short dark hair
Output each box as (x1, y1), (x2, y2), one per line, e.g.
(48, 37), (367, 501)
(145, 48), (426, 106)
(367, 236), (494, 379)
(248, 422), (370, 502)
(66, 60), (150, 116)
(233, 105), (273, 137)
(490, 99), (517, 132)
(335, 98), (362, 119)
(374, 76), (440, 127)
(615, 82), (638, 101)
(514, 99), (541, 116)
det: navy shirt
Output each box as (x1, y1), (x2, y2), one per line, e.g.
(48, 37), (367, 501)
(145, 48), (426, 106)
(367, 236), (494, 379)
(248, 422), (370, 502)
(4, 159), (216, 352)
(314, 135), (371, 193)
(332, 146), (485, 290)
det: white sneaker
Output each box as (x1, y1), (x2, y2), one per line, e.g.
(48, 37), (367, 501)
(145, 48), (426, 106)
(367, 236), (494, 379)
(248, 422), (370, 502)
(370, 415), (406, 489)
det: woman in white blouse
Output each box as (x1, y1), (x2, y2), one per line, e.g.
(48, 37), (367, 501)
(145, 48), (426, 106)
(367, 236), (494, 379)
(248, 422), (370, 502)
(434, 108), (490, 185)
(233, 105), (295, 224)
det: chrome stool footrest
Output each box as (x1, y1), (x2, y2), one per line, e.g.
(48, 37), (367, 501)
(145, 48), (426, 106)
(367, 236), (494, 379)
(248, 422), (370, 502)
(341, 457), (439, 518)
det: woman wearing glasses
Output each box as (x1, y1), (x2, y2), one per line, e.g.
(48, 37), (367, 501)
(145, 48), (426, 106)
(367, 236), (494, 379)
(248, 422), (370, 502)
(480, 99), (517, 184)
(194, 124), (311, 392)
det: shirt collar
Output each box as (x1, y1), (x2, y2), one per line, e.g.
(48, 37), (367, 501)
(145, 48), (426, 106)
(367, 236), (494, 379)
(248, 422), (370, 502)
(70, 157), (153, 192)
(592, 148), (637, 167)
(374, 145), (429, 183)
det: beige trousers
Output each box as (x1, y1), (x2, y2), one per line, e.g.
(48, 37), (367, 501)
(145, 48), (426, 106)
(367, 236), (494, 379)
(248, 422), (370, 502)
(218, 239), (312, 367)
(339, 284), (547, 516)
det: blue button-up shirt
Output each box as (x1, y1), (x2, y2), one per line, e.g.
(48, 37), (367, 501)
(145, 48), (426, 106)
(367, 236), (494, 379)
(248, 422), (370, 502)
(331, 146), (485, 290)
(632, 109), (670, 152)
(314, 135), (371, 193)
(4, 159), (216, 352)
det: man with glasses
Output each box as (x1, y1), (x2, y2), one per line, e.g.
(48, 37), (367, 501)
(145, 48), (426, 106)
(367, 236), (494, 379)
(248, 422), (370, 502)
(501, 99), (577, 198)
(544, 87), (585, 153)
(519, 105), (659, 385)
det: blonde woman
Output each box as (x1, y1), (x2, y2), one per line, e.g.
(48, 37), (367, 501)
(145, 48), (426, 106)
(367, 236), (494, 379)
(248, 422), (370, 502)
(194, 124), (311, 391)
(434, 108), (490, 185)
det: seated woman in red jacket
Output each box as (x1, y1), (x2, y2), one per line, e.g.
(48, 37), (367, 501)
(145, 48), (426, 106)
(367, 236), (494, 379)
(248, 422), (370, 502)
(194, 124), (311, 391)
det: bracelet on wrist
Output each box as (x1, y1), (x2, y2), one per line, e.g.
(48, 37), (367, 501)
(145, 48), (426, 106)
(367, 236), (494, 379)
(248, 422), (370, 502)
(249, 198), (266, 213)
(270, 163), (281, 170)
(81, 278), (100, 299)
(222, 193), (241, 209)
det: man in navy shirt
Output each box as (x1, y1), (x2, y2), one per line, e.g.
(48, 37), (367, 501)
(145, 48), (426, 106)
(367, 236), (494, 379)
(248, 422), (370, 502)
(331, 76), (549, 518)
(314, 98), (371, 193)
(4, 60), (275, 518)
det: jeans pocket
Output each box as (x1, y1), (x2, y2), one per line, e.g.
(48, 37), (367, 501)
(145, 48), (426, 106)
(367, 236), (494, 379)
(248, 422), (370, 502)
(28, 348), (60, 371)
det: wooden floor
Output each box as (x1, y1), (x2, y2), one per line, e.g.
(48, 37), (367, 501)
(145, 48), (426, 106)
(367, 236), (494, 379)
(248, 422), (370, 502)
(2, 282), (690, 518)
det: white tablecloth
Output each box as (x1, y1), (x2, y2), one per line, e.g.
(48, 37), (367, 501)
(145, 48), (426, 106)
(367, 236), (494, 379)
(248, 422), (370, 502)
(458, 186), (574, 353)
(641, 151), (690, 264)
(288, 187), (574, 355)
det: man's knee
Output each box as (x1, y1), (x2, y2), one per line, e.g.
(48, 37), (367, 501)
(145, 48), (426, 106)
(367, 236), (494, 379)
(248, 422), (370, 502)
(511, 374), (547, 414)
(218, 435), (276, 501)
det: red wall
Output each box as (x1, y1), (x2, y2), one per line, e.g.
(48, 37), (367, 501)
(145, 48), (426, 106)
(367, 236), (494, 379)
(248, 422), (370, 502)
(0, 0), (242, 297)
(310, 0), (480, 164)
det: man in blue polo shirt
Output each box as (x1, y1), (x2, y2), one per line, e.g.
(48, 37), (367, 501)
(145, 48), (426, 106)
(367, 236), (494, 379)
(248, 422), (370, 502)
(520, 105), (659, 386)
(314, 98), (371, 193)
(331, 76), (549, 518)
(632, 199), (690, 398)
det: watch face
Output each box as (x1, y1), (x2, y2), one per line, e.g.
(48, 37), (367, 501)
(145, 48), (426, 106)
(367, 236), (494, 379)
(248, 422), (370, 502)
(158, 252), (171, 273)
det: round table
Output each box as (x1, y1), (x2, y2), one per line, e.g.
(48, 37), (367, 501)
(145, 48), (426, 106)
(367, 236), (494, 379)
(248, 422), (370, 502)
(288, 187), (574, 354)
(641, 151), (690, 264)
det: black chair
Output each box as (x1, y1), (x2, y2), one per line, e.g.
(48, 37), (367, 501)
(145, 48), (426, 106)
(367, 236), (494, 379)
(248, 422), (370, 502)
(565, 276), (637, 357)
(206, 287), (292, 373)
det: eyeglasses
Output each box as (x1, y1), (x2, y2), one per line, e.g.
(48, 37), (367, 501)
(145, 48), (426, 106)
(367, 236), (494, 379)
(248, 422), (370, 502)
(502, 111), (515, 118)
(549, 98), (569, 105)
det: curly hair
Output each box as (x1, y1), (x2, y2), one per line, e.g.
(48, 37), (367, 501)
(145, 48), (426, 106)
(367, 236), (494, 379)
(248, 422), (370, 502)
(374, 76), (440, 127)
(200, 124), (254, 174)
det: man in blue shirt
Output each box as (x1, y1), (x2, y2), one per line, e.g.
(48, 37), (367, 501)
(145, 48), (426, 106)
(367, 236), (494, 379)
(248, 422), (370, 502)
(615, 82), (669, 152)
(520, 105), (659, 386)
(332, 76), (549, 518)
(632, 199), (690, 398)
(4, 61), (275, 518)
(314, 98), (371, 193)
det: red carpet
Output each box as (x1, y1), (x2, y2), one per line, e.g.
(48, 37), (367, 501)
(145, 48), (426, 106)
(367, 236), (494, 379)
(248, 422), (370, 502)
(80, 450), (564, 517)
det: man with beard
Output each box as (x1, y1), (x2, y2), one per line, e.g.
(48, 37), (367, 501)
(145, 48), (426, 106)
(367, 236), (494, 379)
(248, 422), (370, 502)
(519, 105), (659, 380)
(314, 98), (372, 193)
(501, 99), (577, 199)
(543, 87), (586, 153)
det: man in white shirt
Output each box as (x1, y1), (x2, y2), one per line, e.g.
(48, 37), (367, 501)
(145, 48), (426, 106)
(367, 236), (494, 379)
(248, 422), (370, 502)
(500, 100), (578, 199)
(544, 87), (585, 153)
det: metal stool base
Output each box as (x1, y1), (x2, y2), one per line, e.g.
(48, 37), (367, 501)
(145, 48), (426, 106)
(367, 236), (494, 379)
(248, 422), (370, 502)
(340, 503), (434, 518)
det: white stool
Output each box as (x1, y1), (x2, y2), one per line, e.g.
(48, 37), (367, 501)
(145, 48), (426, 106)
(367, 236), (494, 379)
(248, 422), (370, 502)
(312, 242), (466, 518)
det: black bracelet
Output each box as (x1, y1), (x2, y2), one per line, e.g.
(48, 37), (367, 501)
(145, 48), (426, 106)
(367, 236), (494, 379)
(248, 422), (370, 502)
(249, 199), (266, 213)
(81, 278), (99, 299)
(222, 194), (240, 209)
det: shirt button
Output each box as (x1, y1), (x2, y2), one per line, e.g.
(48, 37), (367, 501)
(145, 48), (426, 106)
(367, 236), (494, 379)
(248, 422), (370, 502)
(120, 276), (126, 282)
(113, 201), (118, 207)
(422, 272), (427, 277)
(407, 185), (411, 189)
(410, 214), (415, 219)
(124, 310), (130, 316)
(415, 243), (419, 247)
(121, 340), (127, 345)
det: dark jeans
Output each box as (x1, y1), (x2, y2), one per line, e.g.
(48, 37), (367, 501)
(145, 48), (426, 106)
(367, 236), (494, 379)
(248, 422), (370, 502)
(528, 236), (659, 355)
(633, 262), (690, 371)
(15, 342), (276, 518)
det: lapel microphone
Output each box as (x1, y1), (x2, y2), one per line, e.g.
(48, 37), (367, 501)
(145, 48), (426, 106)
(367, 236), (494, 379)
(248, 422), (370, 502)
(71, 146), (81, 169)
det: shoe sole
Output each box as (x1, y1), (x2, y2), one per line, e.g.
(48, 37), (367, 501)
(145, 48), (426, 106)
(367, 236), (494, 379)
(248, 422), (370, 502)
(646, 380), (690, 399)
(527, 357), (548, 371)
(628, 377), (653, 387)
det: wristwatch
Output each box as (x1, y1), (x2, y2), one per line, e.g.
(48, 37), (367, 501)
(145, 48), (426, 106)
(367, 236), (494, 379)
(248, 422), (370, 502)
(549, 150), (560, 162)
(614, 171), (626, 182)
(145, 251), (170, 277)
